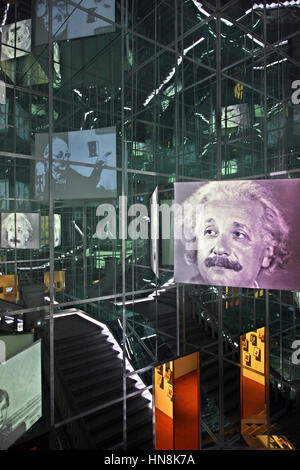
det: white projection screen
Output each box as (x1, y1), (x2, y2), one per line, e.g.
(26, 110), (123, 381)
(35, 0), (115, 45)
(150, 186), (159, 277)
(1, 213), (40, 249)
(0, 180), (9, 211)
(40, 214), (62, 247)
(1, 19), (32, 61)
(35, 127), (117, 200)
(174, 179), (300, 290)
(0, 340), (42, 450)
(161, 199), (174, 266)
(210, 103), (249, 133)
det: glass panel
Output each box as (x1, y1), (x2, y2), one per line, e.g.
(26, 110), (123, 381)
(240, 327), (267, 446)
(154, 352), (200, 450)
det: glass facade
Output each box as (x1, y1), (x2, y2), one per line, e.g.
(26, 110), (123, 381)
(0, 0), (300, 451)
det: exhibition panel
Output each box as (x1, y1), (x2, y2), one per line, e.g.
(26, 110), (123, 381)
(154, 352), (200, 450)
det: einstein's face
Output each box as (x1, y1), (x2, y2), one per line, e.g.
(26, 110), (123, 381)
(5, 215), (31, 248)
(0, 397), (8, 430)
(195, 199), (272, 287)
(8, 22), (30, 48)
(2, 20), (31, 60)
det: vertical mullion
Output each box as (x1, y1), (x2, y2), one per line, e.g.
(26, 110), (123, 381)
(216, 0), (224, 447)
(263, 0), (271, 450)
(121, 0), (127, 451)
(174, 0), (180, 359)
(48, 0), (55, 447)
(180, 0), (186, 356)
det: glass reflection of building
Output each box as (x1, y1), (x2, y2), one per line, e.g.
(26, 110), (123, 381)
(0, 0), (300, 451)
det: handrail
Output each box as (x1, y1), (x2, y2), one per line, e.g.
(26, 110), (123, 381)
(201, 418), (220, 445)
(126, 318), (156, 362)
(190, 292), (238, 345)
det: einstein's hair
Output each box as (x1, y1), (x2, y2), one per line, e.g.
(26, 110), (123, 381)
(2, 213), (33, 244)
(180, 181), (290, 275)
(0, 389), (9, 407)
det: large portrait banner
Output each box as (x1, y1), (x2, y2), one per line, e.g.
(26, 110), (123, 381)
(35, 127), (117, 200)
(0, 341), (42, 450)
(174, 179), (300, 290)
(1, 213), (40, 249)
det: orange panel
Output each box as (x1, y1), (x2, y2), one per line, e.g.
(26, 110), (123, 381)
(0, 274), (19, 302)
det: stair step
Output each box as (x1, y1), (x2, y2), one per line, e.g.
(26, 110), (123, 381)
(73, 376), (136, 402)
(56, 341), (115, 362)
(54, 330), (108, 349)
(77, 382), (138, 411)
(62, 359), (124, 382)
(57, 347), (119, 370)
(69, 368), (126, 394)
(95, 407), (153, 449)
(55, 333), (111, 354)
(126, 423), (154, 450)
(85, 394), (151, 432)
(58, 349), (120, 374)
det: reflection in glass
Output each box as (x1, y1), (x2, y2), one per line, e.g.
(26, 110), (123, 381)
(35, 0), (115, 45)
(154, 352), (200, 450)
(35, 128), (117, 200)
(1, 19), (31, 61)
(241, 327), (267, 446)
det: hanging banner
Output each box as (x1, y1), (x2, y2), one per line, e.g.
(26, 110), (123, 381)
(0, 341), (42, 450)
(35, 127), (117, 201)
(1, 213), (40, 249)
(174, 179), (300, 290)
(35, 0), (115, 45)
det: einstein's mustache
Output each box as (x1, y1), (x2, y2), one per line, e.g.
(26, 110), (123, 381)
(9, 238), (24, 246)
(204, 256), (242, 272)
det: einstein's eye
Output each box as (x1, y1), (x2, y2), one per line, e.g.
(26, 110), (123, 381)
(204, 228), (217, 237)
(233, 230), (248, 240)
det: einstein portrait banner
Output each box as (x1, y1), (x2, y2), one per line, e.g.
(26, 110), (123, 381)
(0, 340), (42, 450)
(1, 213), (40, 249)
(1, 19), (32, 61)
(174, 180), (300, 291)
(35, 127), (117, 201)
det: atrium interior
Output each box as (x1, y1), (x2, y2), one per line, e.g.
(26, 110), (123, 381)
(0, 0), (300, 451)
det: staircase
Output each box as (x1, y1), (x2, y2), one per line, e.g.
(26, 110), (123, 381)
(131, 287), (241, 435)
(48, 312), (153, 450)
